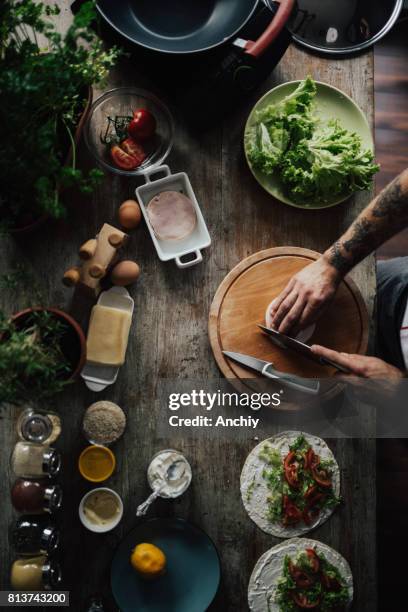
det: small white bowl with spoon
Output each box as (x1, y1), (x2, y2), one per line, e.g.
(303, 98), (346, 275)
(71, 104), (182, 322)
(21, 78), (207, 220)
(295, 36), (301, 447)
(136, 449), (192, 516)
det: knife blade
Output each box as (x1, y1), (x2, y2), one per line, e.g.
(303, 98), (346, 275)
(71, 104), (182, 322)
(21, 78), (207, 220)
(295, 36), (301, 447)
(258, 324), (352, 374)
(223, 350), (320, 395)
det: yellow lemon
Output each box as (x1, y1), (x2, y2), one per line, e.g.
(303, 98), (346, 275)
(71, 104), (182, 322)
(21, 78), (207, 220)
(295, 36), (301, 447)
(130, 543), (166, 578)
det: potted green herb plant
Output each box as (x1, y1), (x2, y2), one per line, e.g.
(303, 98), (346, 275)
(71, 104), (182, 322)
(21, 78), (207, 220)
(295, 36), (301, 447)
(0, 308), (86, 405)
(0, 0), (120, 234)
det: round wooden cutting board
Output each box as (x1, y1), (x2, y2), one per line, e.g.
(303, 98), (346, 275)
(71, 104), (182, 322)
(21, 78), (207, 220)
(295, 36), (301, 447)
(209, 247), (369, 390)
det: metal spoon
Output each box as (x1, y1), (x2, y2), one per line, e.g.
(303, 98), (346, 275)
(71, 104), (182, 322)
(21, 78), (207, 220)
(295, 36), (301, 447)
(136, 459), (185, 517)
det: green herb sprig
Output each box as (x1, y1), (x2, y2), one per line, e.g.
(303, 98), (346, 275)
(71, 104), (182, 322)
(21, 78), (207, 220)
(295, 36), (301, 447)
(0, 310), (72, 405)
(0, 0), (120, 230)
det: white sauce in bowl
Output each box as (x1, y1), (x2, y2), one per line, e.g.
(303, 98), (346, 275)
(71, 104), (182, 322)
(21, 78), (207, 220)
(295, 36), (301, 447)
(147, 449), (192, 499)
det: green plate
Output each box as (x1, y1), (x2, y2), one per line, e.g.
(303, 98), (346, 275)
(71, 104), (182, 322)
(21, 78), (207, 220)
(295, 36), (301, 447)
(111, 518), (220, 612)
(244, 80), (374, 210)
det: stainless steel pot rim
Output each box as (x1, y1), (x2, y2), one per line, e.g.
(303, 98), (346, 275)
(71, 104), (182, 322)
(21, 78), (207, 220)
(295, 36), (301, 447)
(96, 0), (260, 54)
(290, 0), (403, 55)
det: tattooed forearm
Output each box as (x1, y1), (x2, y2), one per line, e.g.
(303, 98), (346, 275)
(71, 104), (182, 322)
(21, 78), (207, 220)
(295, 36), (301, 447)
(372, 174), (408, 222)
(328, 241), (350, 275)
(324, 169), (408, 275)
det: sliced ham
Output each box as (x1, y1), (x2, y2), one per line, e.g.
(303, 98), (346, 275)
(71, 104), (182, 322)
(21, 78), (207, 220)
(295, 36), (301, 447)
(146, 190), (197, 241)
(265, 298), (316, 342)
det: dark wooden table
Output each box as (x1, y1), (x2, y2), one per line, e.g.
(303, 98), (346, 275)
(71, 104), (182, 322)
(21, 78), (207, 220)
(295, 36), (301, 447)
(0, 6), (376, 611)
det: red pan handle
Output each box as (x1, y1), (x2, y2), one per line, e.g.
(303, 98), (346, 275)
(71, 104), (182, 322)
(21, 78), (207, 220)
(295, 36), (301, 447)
(244, 0), (295, 58)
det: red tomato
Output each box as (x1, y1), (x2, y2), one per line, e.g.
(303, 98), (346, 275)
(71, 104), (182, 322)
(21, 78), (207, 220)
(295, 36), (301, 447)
(284, 451), (300, 489)
(304, 485), (317, 500)
(306, 548), (320, 573)
(311, 465), (332, 488)
(282, 495), (302, 526)
(304, 447), (318, 470)
(291, 593), (320, 609)
(302, 492), (325, 525)
(284, 451), (296, 469)
(288, 560), (314, 589)
(120, 138), (146, 166)
(110, 145), (139, 170)
(128, 108), (156, 142)
(321, 573), (342, 592)
(285, 465), (300, 489)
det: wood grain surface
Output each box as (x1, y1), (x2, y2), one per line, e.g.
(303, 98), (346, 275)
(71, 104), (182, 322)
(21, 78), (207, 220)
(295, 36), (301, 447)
(209, 247), (368, 383)
(0, 3), (377, 611)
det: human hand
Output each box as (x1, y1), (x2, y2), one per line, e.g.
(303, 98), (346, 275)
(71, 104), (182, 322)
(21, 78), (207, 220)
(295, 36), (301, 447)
(311, 344), (404, 379)
(269, 257), (342, 335)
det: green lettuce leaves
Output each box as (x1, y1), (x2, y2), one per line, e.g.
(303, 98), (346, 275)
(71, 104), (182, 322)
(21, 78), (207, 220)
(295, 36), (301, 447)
(246, 77), (379, 205)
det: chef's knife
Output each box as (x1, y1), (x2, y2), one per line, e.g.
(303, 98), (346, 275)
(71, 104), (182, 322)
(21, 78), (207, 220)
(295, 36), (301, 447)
(223, 351), (320, 395)
(257, 324), (352, 374)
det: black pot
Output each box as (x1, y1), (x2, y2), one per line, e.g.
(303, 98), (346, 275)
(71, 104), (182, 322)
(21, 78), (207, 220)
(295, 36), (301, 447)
(288, 0), (403, 55)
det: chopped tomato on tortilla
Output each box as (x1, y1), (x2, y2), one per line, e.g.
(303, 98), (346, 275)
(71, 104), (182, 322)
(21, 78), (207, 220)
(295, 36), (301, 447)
(285, 465), (301, 489)
(306, 548), (320, 573)
(284, 451), (301, 489)
(303, 491), (325, 525)
(311, 464), (332, 488)
(304, 447), (319, 470)
(291, 592), (320, 609)
(288, 560), (315, 589)
(282, 495), (302, 526)
(321, 572), (342, 592)
(304, 485), (317, 500)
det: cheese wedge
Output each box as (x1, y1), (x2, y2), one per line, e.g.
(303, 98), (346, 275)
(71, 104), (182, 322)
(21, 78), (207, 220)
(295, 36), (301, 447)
(86, 305), (132, 366)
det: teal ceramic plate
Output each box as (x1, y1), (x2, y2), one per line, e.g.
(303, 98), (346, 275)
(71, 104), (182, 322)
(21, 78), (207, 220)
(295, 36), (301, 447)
(111, 518), (221, 612)
(244, 81), (374, 210)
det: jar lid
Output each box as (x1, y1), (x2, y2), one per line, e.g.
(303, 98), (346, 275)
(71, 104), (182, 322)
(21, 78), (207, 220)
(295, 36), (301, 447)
(41, 524), (60, 554)
(43, 448), (61, 477)
(44, 484), (63, 512)
(78, 446), (116, 482)
(43, 559), (62, 589)
(20, 412), (53, 444)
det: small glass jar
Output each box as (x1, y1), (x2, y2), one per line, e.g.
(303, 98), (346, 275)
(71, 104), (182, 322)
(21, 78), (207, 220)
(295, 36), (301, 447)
(17, 408), (62, 445)
(11, 479), (62, 514)
(85, 597), (106, 612)
(11, 517), (60, 556)
(11, 442), (61, 478)
(10, 556), (62, 590)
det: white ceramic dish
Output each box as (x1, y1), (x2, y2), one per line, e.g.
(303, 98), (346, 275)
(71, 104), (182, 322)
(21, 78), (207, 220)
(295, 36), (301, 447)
(136, 165), (211, 268)
(81, 286), (134, 392)
(79, 487), (123, 533)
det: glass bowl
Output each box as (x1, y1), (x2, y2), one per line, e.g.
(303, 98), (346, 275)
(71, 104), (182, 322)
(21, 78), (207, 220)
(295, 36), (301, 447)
(84, 87), (174, 177)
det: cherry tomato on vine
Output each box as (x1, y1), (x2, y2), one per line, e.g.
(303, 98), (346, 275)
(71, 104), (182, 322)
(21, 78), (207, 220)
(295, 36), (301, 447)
(128, 108), (156, 142)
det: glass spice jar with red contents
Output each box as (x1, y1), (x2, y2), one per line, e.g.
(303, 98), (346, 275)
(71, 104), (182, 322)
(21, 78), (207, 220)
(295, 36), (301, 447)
(11, 479), (62, 514)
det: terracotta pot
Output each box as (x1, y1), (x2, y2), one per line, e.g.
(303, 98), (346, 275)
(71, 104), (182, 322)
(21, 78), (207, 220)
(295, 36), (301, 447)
(11, 307), (86, 381)
(9, 86), (93, 236)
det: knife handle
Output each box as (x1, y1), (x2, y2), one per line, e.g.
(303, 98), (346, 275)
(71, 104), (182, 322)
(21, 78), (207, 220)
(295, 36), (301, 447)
(262, 364), (320, 395)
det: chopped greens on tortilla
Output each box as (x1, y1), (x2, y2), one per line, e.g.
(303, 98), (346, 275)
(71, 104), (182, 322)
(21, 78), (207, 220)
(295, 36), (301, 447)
(260, 435), (340, 528)
(276, 547), (350, 611)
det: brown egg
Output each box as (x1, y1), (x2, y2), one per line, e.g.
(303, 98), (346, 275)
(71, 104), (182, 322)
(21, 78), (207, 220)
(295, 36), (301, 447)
(111, 261), (141, 286)
(118, 200), (142, 229)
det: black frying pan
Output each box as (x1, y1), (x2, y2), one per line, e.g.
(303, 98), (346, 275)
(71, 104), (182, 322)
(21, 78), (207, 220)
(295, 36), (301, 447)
(97, 0), (294, 56)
